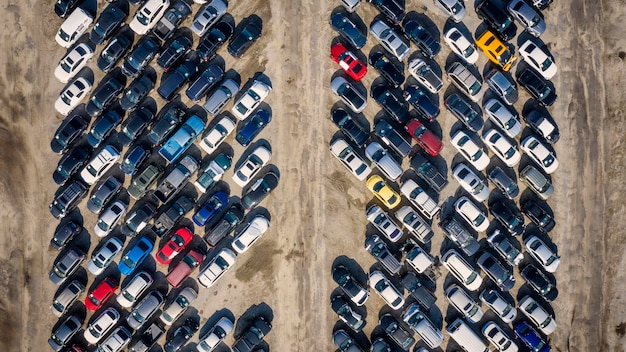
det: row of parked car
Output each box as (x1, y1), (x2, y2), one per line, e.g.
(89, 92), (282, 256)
(328, 0), (560, 351)
(48, 0), (276, 351)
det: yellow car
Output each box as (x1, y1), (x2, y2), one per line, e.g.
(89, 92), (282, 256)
(475, 30), (517, 71)
(366, 175), (401, 209)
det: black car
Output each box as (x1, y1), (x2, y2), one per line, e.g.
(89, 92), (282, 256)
(523, 108), (560, 144)
(50, 220), (82, 250)
(51, 113), (88, 154)
(54, 0), (80, 18)
(197, 21), (234, 62)
(120, 145), (151, 175)
(368, 0), (405, 24)
(157, 36), (193, 72)
(97, 34), (133, 72)
(122, 35), (161, 78)
(164, 318), (199, 352)
(48, 315), (83, 351)
(87, 109), (123, 148)
(185, 64), (224, 101)
(228, 16), (263, 58)
(119, 106), (154, 146)
(330, 12), (367, 50)
(121, 202), (157, 237)
(379, 314), (415, 350)
(152, 0), (193, 41)
(147, 103), (186, 147)
(444, 93), (484, 132)
(331, 296), (366, 333)
(488, 166), (519, 199)
(90, 4), (127, 45)
(374, 119), (412, 158)
(332, 265), (369, 306)
(402, 19), (440, 58)
(157, 59), (198, 101)
(475, 0), (516, 41)
(521, 200), (556, 233)
(490, 200), (525, 236)
(232, 318), (271, 352)
(368, 51), (404, 88)
(517, 68), (557, 107)
(370, 83), (410, 123)
(87, 175), (123, 214)
(241, 171), (280, 211)
(85, 75), (125, 117)
(520, 264), (557, 301)
(120, 70), (156, 111)
(52, 147), (91, 185)
(403, 85), (439, 122)
(331, 107), (369, 147)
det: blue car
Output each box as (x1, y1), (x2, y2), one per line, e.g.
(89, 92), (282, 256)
(192, 191), (228, 226)
(235, 109), (272, 146)
(120, 145), (150, 175)
(118, 236), (154, 275)
(87, 110), (122, 148)
(515, 321), (551, 352)
(158, 115), (206, 163)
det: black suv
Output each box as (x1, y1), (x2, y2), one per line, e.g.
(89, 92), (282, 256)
(197, 21), (234, 62)
(488, 166), (519, 199)
(368, 0), (405, 25)
(517, 68), (557, 107)
(368, 51), (404, 88)
(52, 147), (91, 185)
(185, 64), (224, 102)
(86, 109), (122, 148)
(476, 0), (516, 41)
(241, 171), (280, 211)
(120, 70), (156, 111)
(157, 36), (193, 72)
(49, 180), (88, 219)
(232, 318), (272, 352)
(119, 106), (155, 146)
(402, 19), (440, 58)
(50, 221), (82, 251)
(521, 200), (555, 233)
(163, 318), (199, 352)
(379, 314), (415, 350)
(331, 107), (369, 147)
(444, 93), (484, 132)
(90, 4), (127, 45)
(147, 104), (186, 147)
(520, 264), (557, 301)
(489, 200), (525, 236)
(152, 0), (192, 41)
(98, 34), (133, 72)
(403, 85), (439, 122)
(370, 83), (410, 123)
(85, 75), (125, 117)
(228, 16), (263, 57)
(122, 35), (161, 78)
(51, 113), (88, 154)
(374, 119), (412, 158)
(157, 59), (198, 101)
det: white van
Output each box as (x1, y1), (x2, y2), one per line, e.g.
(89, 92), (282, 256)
(55, 8), (93, 48)
(447, 318), (493, 352)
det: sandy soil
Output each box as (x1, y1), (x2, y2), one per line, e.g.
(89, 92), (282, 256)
(0, 0), (624, 351)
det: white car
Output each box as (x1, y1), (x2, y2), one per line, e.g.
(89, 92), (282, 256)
(452, 163), (490, 202)
(521, 136), (559, 174)
(160, 287), (198, 325)
(445, 284), (483, 323)
(80, 145), (120, 185)
(443, 28), (479, 64)
(407, 58), (443, 93)
(482, 129), (521, 167)
(196, 316), (234, 352)
(94, 200), (127, 238)
(364, 142), (402, 181)
(87, 237), (124, 275)
(482, 321), (519, 352)
(369, 270), (405, 310)
(450, 130), (490, 171)
(370, 19), (410, 61)
(55, 77), (92, 115)
(199, 115), (236, 154)
(519, 40), (557, 79)
(231, 80), (272, 120)
(197, 248), (237, 287)
(95, 325), (131, 352)
(524, 235), (560, 272)
(55, 8), (94, 48)
(54, 43), (94, 83)
(483, 99), (522, 138)
(399, 179), (441, 219)
(329, 138), (372, 181)
(190, 0), (228, 36)
(394, 205), (432, 242)
(518, 295), (557, 335)
(366, 205), (403, 242)
(84, 307), (120, 344)
(116, 271), (153, 308)
(454, 196), (489, 232)
(442, 249), (483, 291)
(433, 0), (466, 22)
(130, 0), (170, 35)
(231, 215), (270, 253)
(479, 289), (517, 323)
(232, 146), (272, 187)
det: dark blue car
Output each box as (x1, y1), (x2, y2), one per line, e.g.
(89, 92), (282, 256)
(515, 321), (551, 352)
(192, 191), (228, 226)
(121, 145), (151, 175)
(157, 60), (198, 101)
(235, 109), (272, 146)
(87, 109), (123, 148)
(118, 236), (154, 275)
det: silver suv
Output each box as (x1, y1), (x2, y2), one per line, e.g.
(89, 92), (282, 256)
(484, 68), (518, 105)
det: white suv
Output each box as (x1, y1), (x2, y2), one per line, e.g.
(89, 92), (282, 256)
(130, 0), (170, 35)
(231, 80), (272, 120)
(80, 145), (120, 185)
(442, 249), (483, 291)
(84, 307), (120, 344)
(445, 284), (483, 323)
(55, 8), (94, 48)
(117, 271), (153, 308)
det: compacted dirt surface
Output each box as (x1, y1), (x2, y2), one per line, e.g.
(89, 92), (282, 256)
(0, 0), (625, 351)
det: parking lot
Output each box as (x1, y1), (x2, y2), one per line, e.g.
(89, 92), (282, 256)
(0, 0), (625, 351)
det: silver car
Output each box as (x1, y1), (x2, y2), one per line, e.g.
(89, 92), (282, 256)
(507, 0), (546, 37)
(365, 142), (402, 181)
(203, 79), (240, 116)
(408, 58), (443, 93)
(330, 76), (367, 113)
(484, 68), (518, 105)
(190, 0), (228, 36)
(370, 19), (410, 61)
(483, 98), (522, 138)
(433, 0), (466, 22)
(127, 291), (165, 330)
(446, 61), (483, 102)
(160, 287), (198, 325)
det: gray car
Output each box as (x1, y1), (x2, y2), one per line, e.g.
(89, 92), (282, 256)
(476, 252), (516, 291)
(444, 93), (483, 132)
(486, 229), (524, 266)
(87, 176), (123, 214)
(484, 68), (518, 105)
(330, 76), (367, 113)
(127, 290), (165, 330)
(203, 78), (240, 116)
(433, 0), (466, 22)
(50, 280), (85, 317)
(364, 234), (402, 274)
(488, 167), (519, 199)
(49, 248), (86, 285)
(48, 315), (83, 351)
(507, 0), (546, 37)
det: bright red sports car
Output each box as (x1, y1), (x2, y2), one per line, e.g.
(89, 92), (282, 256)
(85, 276), (118, 311)
(405, 118), (443, 156)
(156, 227), (195, 265)
(330, 43), (367, 81)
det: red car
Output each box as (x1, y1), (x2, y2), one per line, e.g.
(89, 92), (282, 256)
(330, 43), (367, 81)
(156, 227), (195, 265)
(405, 119), (443, 156)
(166, 249), (205, 288)
(85, 276), (118, 311)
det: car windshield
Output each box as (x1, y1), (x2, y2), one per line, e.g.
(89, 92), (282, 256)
(122, 290), (136, 301)
(374, 279), (389, 292)
(474, 214), (486, 226)
(466, 271), (478, 284)
(469, 81), (482, 95)
(215, 256), (230, 269)
(505, 117), (517, 129)
(451, 2), (462, 13)
(89, 293), (101, 306)
(529, 14), (541, 27)
(504, 147), (516, 158)
(540, 58), (552, 70)
(543, 154), (555, 167)
(137, 12), (150, 25)
(372, 181), (384, 192)
(472, 149), (484, 161)
(499, 51), (512, 65)
(176, 295), (190, 307)
(97, 220), (110, 231)
(122, 255), (136, 268)
(132, 309), (145, 322)
(59, 29), (71, 42)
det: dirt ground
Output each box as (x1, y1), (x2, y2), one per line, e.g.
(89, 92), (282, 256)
(0, 0), (625, 351)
